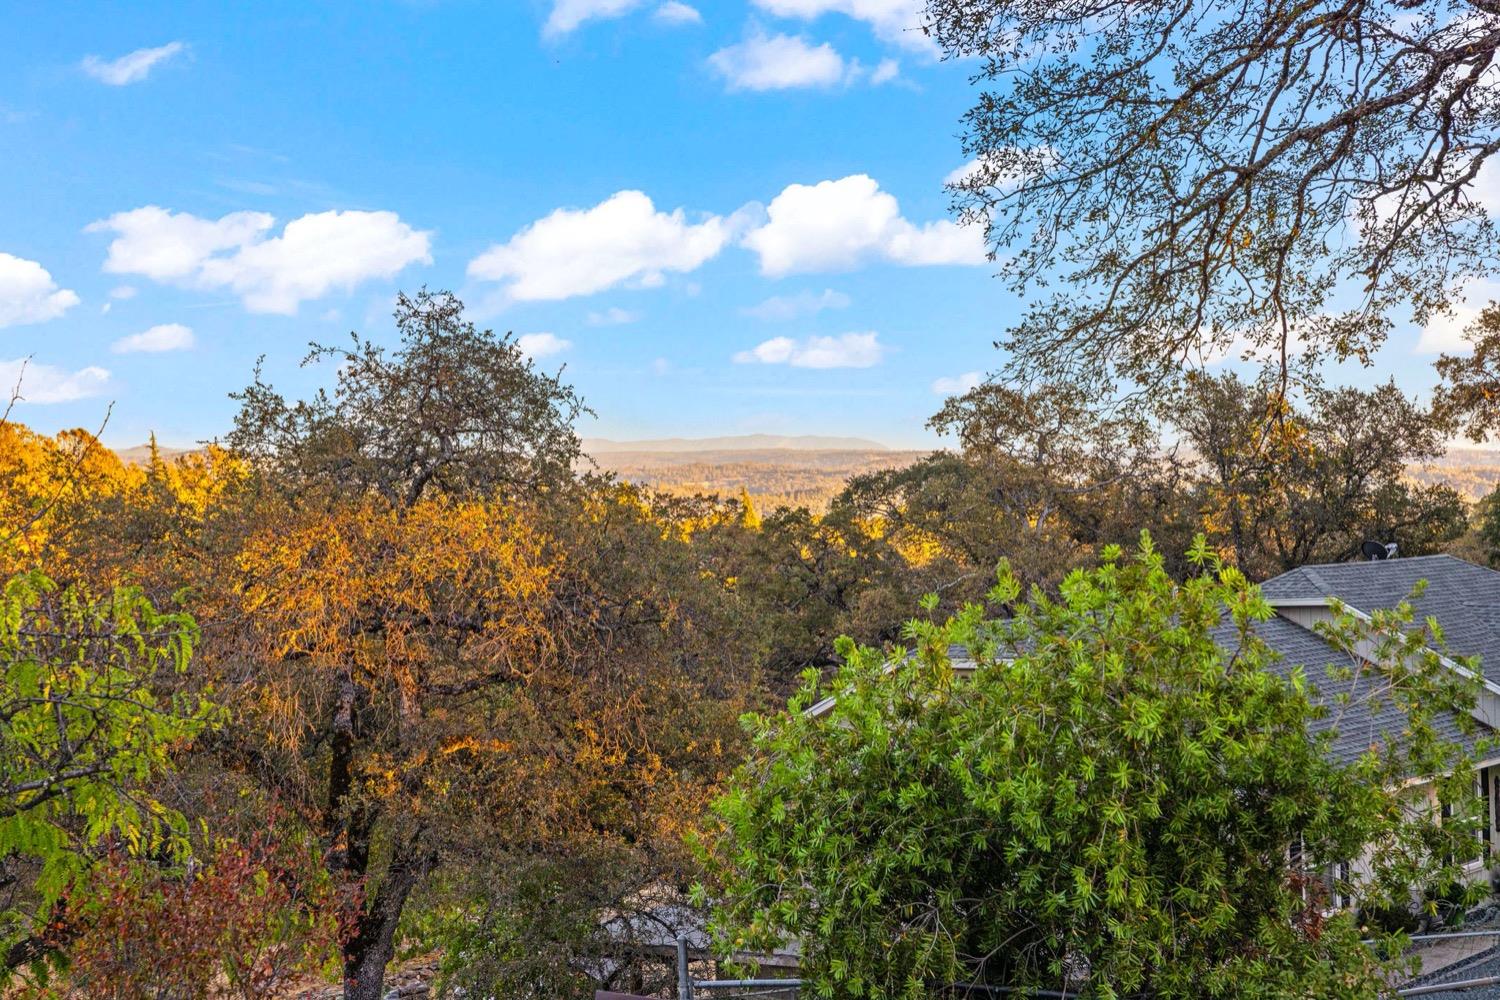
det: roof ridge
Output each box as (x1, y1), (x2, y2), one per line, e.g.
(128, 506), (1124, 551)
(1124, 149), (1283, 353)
(1299, 553), (1460, 571)
(1298, 565), (1333, 597)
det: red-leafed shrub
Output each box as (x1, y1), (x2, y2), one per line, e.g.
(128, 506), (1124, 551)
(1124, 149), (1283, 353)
(40, 828), (341, 999)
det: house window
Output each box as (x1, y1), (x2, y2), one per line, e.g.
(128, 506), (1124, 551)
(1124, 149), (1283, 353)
(1438, 792), (1487, 868)
(1332, 863), (1356, 917)
(1483, 768), (1494, 847)
(1293, 834), (1352, 911)
(1319, 858), (1352, 910)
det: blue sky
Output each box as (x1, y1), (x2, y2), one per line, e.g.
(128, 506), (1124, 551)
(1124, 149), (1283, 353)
(0, 0), (1460, 449)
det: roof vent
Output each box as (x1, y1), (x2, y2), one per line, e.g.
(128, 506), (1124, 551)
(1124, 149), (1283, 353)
(1360, 540), (1398, 561)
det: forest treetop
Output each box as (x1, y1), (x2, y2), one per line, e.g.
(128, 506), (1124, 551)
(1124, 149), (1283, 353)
(227, 289), (589, 507)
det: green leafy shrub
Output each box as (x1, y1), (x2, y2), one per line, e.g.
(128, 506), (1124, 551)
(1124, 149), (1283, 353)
(701, 536), (1485, 999)
(0, 570), (221, 978)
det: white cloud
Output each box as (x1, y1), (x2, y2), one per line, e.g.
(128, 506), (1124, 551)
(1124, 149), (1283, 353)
(468, 190), (730, 302)
(1361, 150), (1500, 236)
(733, 331), (884, 368)
(545, 0), (645, 35)
(517, 332), (572, 359)
(655, 1), (703, 24)
(87, 206), (432, 315)
(651, 357), (672, 375)
(944, 161), (983, 187)
(709, 30), (848, 91)
(0, 359), (110, 404)
(945, 146), (1058, 190)
(751, 0), (933, 52)
(743, 174), (987, 275)
(0, 253), (80, 328)
(932, 370), (982, 395)
(1184, 326), (1314, 368)
(1467, 156), (1500, 219)
(869, 58), (900, 84)
(89, 207), (274, 281)
(742, 288), (851, 320)
(109, 285), (137, 300)
(197, 212), (431, 314)
(1418, 280), (1500, 354)
(111, 323), (195, 354)
(81, 41), (185, 85)
(587, 306), (642, 326)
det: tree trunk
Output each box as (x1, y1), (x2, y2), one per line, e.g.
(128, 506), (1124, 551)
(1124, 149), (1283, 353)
(327, 671), (358, 857)
(342, 837), (428, 1000)
(326, 672), (375, 882)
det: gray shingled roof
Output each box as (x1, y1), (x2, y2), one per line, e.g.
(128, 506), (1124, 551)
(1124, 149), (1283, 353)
(1216, 613), (1492, 768)
(1254, 555), (1500, 767)
(1261, 555), (1500, 686)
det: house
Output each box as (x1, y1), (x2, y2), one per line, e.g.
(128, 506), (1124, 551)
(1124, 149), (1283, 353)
(1257, 554), (1500, 854)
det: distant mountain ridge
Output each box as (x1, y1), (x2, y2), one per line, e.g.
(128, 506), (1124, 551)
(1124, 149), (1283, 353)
(115, 443), (198, 466)
(104, 437), (1500, 513)
(582, 434), (889, 454)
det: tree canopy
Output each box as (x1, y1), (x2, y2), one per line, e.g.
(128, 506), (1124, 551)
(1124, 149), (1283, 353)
(930, 0), (1500, 402)
(206, 293), (752, 1000)
(1178, 373), (1466, 576)
(228, 288), (587, 506)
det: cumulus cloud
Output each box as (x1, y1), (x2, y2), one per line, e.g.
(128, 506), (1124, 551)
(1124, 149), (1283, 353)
(1417, 280), (1500, 354)
(1182, 326), (1315, 369)
(587, 306), (642, 326)
(869, 58), (900, 84)
(709, 30), (848, 91)
(82, 41), (185, 85)
(1466, 157), (1500, 219)
(733, 331), (884, 368)
(0, 253), (79, 328)
(742, 288), (850, 320)
(655, 1), (703, 24)
(944, 160), (984, 187)
(86, 206), (432, 315)
(516, 332), (573, 359)
(89, 207), (274, 281)
(743, 174), (987, 275)
(468, 190), (731, 302)
(932, 370), (982, 395)
(111, 323), (195, 354)
(751, 0), (933, 52)
(103, 286), (136, 316)
(545, 0), (645, 35)
(0, 359), (110, 404)
(945, 146), (1058, 190)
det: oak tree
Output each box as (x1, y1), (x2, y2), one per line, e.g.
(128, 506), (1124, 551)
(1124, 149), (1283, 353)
(931, 0), (1500, 397)
(1178, 373), (1466, 576)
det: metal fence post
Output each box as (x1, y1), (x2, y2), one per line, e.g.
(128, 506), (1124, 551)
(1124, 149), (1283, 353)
(677, 935), (692, 1000)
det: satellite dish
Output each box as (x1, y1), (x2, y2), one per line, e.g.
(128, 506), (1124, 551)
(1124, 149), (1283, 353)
(1361, 540), (1390, 561)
